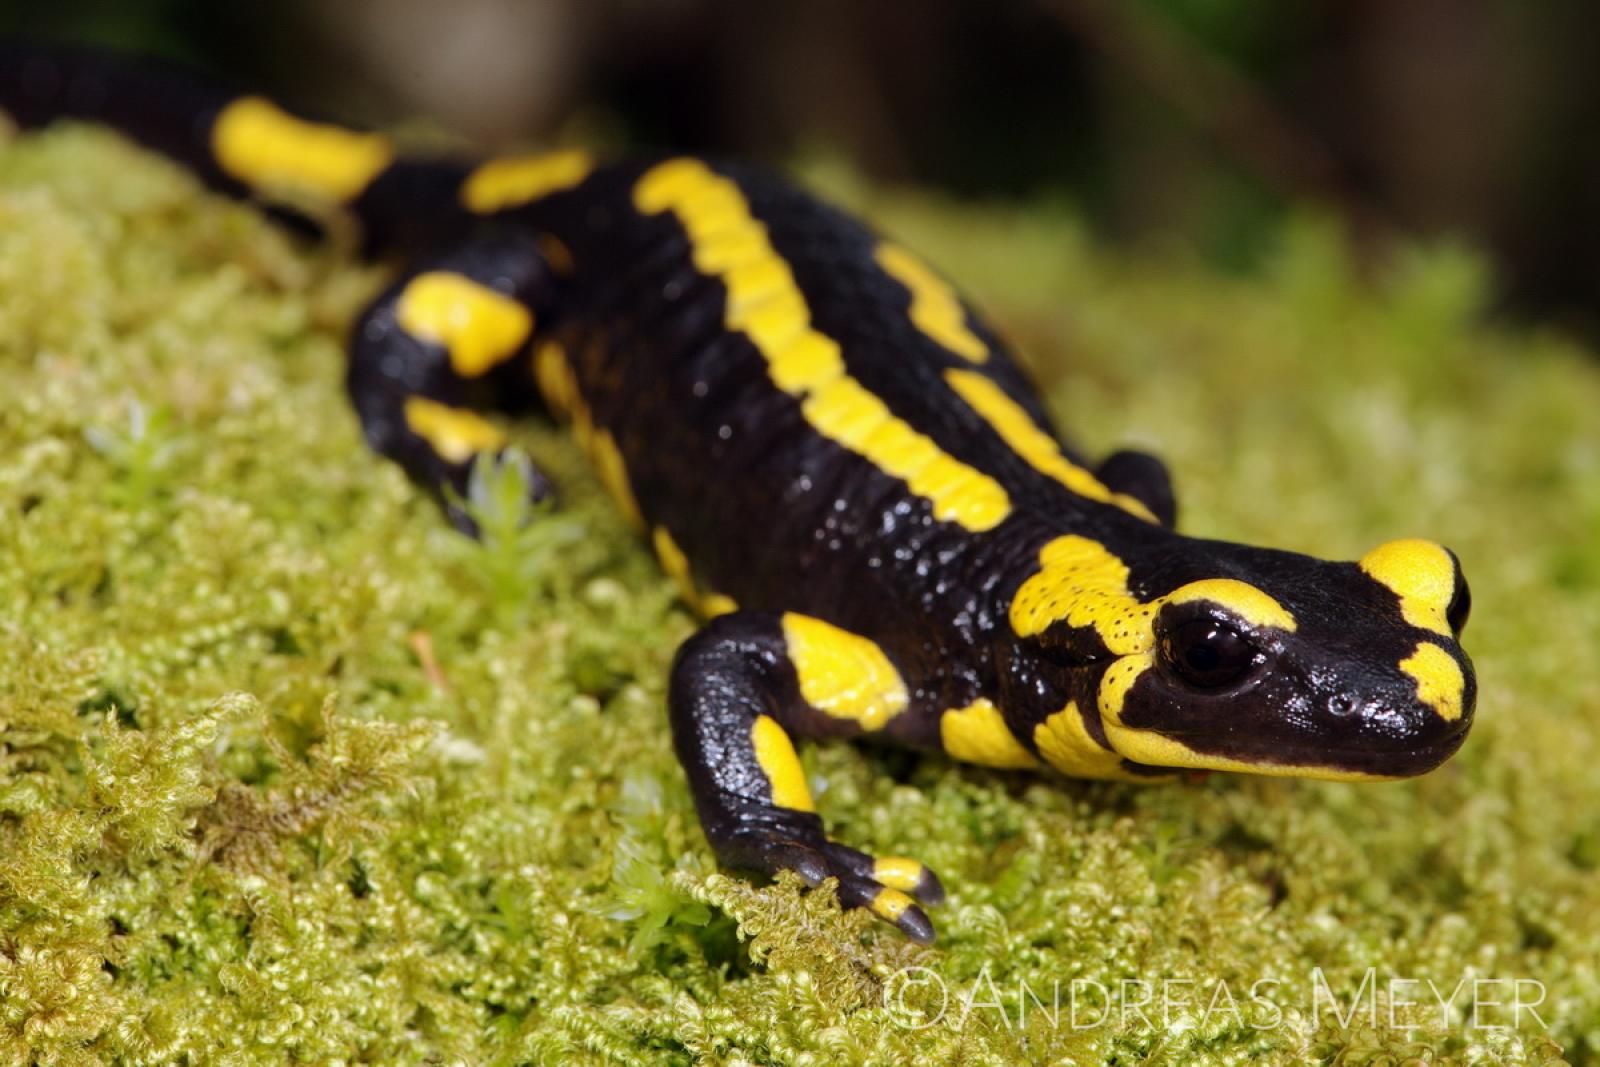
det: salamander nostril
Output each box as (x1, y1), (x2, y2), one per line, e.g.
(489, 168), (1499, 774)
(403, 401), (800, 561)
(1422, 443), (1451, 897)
(1328, 694), (1359, 718)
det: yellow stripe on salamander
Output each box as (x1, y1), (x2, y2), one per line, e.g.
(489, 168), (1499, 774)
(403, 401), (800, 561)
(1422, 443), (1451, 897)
(750, 714), (815, 812)
(402, 397), (505, 464)
(653, 526), (739, 619)
(875, 242), (988, 363)
(211, 96), (392, 203)
(634, 158), (1011, 534)
(944, 368), (1156, 522)
(529, 341), (644, 531)
(781, 613), (908, 731)
(396, 272), (533, 378)
(460, 149), (594, 214)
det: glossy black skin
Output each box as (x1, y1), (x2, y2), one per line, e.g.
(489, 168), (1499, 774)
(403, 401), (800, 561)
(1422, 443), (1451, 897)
(1, 46), (1476, 942)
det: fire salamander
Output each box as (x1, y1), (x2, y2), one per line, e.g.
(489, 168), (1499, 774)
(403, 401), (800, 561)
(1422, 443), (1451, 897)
(2, 46), (1476, 943)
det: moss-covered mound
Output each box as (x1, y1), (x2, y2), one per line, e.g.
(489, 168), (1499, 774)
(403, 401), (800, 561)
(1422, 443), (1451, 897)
(2, 126), (1594, 1065)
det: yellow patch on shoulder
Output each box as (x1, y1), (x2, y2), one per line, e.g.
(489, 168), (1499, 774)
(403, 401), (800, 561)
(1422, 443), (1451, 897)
(460, 148), (594, 214)
(395, 272), (533, 378)
(1359, 538), (1457, 636)
(939, 699), (1041, 769)
(781, 613), (908, 731)
(750, 715), (815, 812)
(945, 369), (1156, 522)
(402, 396), (505, 465)
(634, 158), (1011, 533)
(1399, 641), (1466, 722)
(211, 96), (392, 203)
(1033, 700), (1149, 780)
(1163, 578), (1298, 633)
(874, 242), (988, 363)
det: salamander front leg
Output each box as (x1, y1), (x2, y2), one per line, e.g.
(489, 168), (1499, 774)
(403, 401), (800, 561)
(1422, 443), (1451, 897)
(347, 230), (556, 535)
(1096, 448), (1177, 527)
(669, 612), (945, 943)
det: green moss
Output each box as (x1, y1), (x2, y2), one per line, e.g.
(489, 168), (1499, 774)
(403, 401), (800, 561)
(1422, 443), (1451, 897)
(1, 125), (1594, 1065)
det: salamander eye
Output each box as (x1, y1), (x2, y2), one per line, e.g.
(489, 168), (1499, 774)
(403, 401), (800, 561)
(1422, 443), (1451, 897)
(1162, 618), (1256, 689)
(1446, 570), (1471, 636)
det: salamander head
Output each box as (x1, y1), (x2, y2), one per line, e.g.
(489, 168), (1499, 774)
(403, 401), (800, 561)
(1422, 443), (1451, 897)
(1014, 534), (1475, 779)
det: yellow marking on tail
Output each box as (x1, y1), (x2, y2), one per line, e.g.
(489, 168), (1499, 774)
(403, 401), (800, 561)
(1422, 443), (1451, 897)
(750, 714), (815, 812)
(402, 397), (505, 464)
(395, 272), (533, 378)
(212, 96), (392, 202)
(635, 158), (1011, 533)
(875, 242), (988, 363)
(944, 369), (1156, 522)
(939, 699), (1041, 769)
(781, 613), (908, 730)
(461, 149), (594, 213)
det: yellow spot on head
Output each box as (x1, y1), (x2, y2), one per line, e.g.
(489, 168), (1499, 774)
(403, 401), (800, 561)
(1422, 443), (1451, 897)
(402, 397), (504, 464)
(396, 272), (533, 378)
(460, 149), (594, 214)
(634, 158), (1011, 533)
(1399, 641), (1466, 722)
(1008, 535), (1155, 650)
(1359, 538), (1458, 636)
(872, 857), (928, 893)
(939, 699), (1041, 769)
(212, 96), (392, 203)
(1096, 652), (1156, 724)
(750, 714), (814, 812)
(781, 614), (908, 731)
(945, 369), (1156, 522)
(875, 242), (988, 363)
(1163, 578), (1297, 632)
(1033, 699), (1149, 780)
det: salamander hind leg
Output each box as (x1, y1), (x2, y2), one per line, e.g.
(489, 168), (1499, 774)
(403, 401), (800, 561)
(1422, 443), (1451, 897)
(669, 612), (946, 943)
(347, 229), (556, 535)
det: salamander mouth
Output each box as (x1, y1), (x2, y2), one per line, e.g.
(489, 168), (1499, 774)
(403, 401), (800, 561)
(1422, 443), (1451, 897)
(1105, 720), (1470, 780)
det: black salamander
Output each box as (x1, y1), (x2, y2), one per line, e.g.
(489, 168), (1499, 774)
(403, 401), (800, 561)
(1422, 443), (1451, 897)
(0, 46), (1476, 943)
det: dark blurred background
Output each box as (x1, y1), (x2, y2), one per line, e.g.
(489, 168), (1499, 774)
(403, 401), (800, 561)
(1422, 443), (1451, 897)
(3, 0), (1598, 341)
